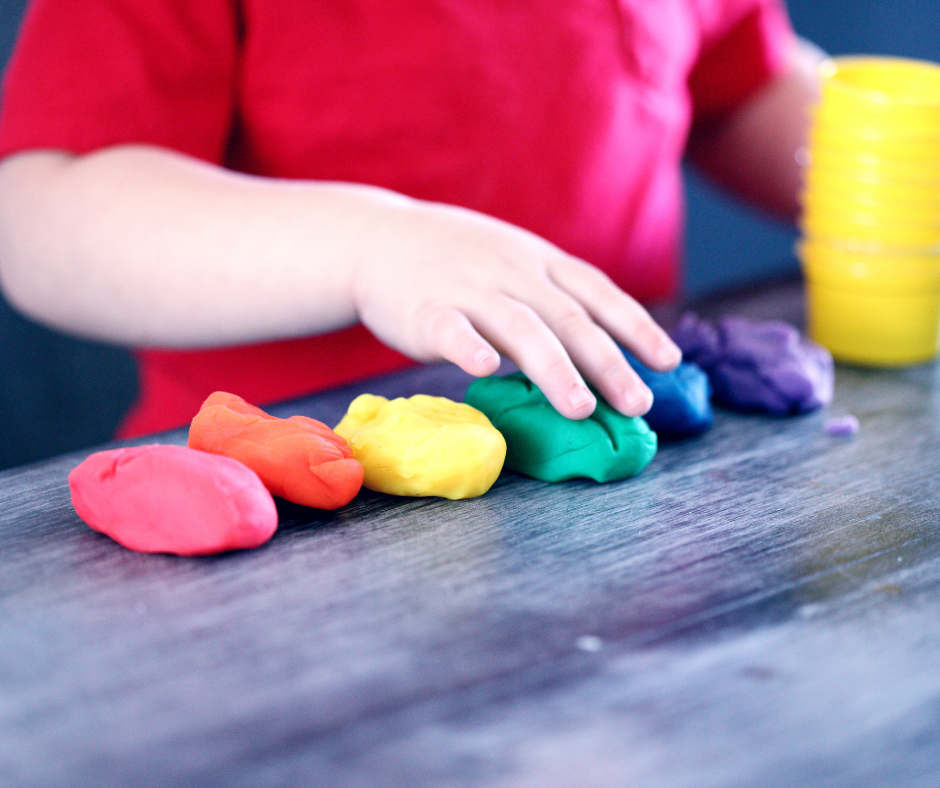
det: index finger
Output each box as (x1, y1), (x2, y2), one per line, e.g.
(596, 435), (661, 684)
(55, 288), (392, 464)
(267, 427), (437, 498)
(548, 256), (682, 372)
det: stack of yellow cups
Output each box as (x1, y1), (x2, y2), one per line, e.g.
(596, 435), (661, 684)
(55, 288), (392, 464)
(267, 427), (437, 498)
(799, 56), (940, 366)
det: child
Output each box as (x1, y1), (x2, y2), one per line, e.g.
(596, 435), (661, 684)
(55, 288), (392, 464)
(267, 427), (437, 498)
(0, 0), (821, 437)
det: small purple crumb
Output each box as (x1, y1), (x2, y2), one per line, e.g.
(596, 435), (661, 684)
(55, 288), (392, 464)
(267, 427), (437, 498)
(825, 415), (860, 437)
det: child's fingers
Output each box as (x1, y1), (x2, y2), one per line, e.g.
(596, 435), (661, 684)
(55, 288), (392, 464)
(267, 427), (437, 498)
(355, 200), (677, 420)
(414, 306), (501, 377)
(547, 256), (682, 371)
(464, 295), (600, 420)
(416, 298), (618, 421)
(487, 280), (654, 418)
(549, 314), (653, 417)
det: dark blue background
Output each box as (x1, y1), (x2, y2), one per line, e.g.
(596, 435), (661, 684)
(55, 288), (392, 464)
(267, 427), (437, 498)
(0, 0), (938, 467)
(685, 0), (940, 295)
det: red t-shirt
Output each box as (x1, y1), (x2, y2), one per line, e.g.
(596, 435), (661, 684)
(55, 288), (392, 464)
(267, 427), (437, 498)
(0, 0), (794, 436)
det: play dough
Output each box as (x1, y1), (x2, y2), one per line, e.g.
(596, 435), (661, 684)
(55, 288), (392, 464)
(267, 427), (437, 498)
(334, 394), (506, 499)
(69, 444), (278, 556)
(671, 314), (834, 415)
(188, 392), (363, 509)
(464, 372), (657, 483)
(623, 351), (713, 440)
(825, 415), (860, 436)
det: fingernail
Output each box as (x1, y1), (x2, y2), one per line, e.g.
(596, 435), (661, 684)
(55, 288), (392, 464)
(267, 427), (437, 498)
(625, 387), (653, 415)
(657, 343), (682, 367)
(568, 385), (595, 413)
(473, 348), (497, 367)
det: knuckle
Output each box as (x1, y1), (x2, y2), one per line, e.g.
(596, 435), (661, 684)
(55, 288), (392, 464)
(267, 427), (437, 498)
(600, 354), (631, 383)
(503, 302), (543, 338)
(542, 354), (579, 389)
(579, 260), (616, 288)
(410, 305), (457, 356)
(555, 306), (594, 338)
(632, 317), (665, 345)
(419, 305), (454, 337)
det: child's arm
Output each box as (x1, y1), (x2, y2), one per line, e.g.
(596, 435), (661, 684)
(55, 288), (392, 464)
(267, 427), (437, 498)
(686, 37), (825, 221)
(0, 144), (680, 420)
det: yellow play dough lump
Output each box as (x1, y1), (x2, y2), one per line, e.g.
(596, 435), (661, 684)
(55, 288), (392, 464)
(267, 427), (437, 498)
(334, 394), (506, 499)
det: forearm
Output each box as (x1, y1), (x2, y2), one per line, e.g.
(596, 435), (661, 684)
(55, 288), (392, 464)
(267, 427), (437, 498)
(687, 37), (825, 221)
(0, 143), (682, 422)
(0, 144), (403, 347)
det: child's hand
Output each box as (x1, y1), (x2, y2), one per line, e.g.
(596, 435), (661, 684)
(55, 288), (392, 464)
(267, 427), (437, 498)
(352, 198), (682, 420)
(0, 147), (678, 422)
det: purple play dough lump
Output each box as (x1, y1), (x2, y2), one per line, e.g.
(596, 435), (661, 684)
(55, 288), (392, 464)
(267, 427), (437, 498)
(671, 313), (834, 415)
(825, 415), (860, 436)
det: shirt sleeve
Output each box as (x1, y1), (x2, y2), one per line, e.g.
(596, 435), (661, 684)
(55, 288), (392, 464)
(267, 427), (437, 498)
(0, 0), (239, 162)
(688, 0), (796, 120)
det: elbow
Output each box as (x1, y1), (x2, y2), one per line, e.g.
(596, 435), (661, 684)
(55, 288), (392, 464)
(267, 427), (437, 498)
(0, 158), (32, 315)
(0, 150), (74, 326)
(0, 251), (41, 324)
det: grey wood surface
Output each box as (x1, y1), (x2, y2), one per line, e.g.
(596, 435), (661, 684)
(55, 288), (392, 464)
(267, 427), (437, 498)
(3, 278), (940, 788)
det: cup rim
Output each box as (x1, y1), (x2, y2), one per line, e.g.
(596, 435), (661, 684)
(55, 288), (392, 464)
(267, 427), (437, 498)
(801, 191), (940, 220)
(821, 56), (940, 109)
(799, 243), (940, 289)
(798, 238), (940, 262)
(810, 147), (940, 174)
(810, 122), (940, 150)
(807, 158), (940, 188)
(805, 167), (940, 197)
(805, 205), (940, 229)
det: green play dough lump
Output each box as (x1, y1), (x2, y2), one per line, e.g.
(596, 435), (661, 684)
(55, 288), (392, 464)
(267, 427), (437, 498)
(464, 372), (657, 483)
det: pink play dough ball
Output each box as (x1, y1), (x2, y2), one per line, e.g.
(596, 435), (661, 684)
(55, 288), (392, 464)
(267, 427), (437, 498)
(69, 444), (278, 555)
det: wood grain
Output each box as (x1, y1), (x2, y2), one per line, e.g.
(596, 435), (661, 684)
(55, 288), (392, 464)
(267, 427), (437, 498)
(2, 278), (940, 788)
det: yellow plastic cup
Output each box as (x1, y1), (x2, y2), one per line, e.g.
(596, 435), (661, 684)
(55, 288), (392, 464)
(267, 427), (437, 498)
(805, 164), (940, 206)
(801, 56), (940, 364)
(800, 239), (940, 282)
(818, 57), (940, 132)
(809, 146), (940, 183)
(801, 186), (940, 226)
(799, 240), (940, 365)
(802, 208), (940, 249)
(810, 121), (940, 159)
(812, 106), (940, 142)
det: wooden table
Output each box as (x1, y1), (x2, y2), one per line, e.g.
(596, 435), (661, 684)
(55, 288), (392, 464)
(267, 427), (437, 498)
(3, 278), (940, 788)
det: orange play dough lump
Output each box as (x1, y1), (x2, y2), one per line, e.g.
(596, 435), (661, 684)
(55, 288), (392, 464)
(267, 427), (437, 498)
(334, 394), (506, 499)
(188, 392), (363, 509)
(69, 444), (278, 556)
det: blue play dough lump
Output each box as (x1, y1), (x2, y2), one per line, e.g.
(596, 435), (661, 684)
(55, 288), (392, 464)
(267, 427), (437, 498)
(622, 351), (714, 440)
